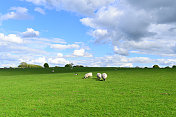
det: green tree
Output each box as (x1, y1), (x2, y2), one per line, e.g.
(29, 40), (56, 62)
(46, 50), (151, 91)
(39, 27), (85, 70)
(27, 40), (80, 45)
(165, 66), (170, 69)
(172, 65), (176, 68)
(65, 63), (74, 67)
(135, 66), (140, 68)
(28, 64), (43, 68)
(153, 65), (160, 68)
(18, 62), (28, 68)
(44, 63), (49, 68)
(73, 65), (84, 67)
(18, 62), (42, 68)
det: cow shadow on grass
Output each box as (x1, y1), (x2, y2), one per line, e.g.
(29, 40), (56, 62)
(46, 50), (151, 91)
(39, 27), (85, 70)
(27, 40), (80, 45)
(92, 77), (103, 81)
(82, 77), (104, 81)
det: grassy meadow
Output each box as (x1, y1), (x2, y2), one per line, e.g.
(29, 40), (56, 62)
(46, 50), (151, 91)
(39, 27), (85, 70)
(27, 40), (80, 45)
(0, 68), (176, 116)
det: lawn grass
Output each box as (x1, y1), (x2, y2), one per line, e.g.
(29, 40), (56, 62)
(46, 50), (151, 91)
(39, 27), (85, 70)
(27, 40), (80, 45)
(0, 68), (176, 116)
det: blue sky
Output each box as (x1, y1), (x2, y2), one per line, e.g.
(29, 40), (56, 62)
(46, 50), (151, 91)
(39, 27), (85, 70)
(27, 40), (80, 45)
(0, 0), (176, 67)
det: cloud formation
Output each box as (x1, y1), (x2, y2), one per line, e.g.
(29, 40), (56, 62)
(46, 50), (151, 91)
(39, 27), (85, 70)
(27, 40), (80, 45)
(2, 0), (176, 67)
(24, 0), (115, 15)
(0, 7), (31, 24)
(0, 33), (23, 43)
(48, 58), (69, 65)
(50, 44), (80, 50)
(34, 7), (45, 15)
(73, 49), (93, 57)
(22, 0), (176, 57)
(57, 53), (63, 58)
(22, 28), (40, 38)
(80, 0), (176, 57)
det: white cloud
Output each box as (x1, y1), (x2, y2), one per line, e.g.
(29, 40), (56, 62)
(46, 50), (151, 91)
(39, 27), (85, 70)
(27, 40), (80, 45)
(50, 44), (80, 50)
(73, 49), (93, 57)
(81, 5), (153, 43)
(57, 53), (63, 57)
(113, 24), (176, 57)
(126, 0), (176, 24)
(1, 64), (17, 68)
(64, 48), (93, 58)
(120, 63), (133, 67)
(128, 57), (153, 63)
(115, 40), (176, 57)
(25, 37), (67, 46)
(52, 38), (67, 44)
(3, 0), (176, 67)
(90, 29), (111, 43)
(19, 57), (47, 65)
(25, 0), (47, 5)
(81, 6), (123, 29)
(1, 49), (176, 67)
(10, 7), (28, 14)
(22, 28), (40, 38)
(73, 49), (85, 56)
(32, 57), (47, 64)
(0, 33), (23, 43)
(20, 0), (176, 59)
(71, 54), (176, 67)
(156, 59), (176, 66)
(114, 46), (128, 56)
(0, 29), (94, 67)
(18, 56), (69, 66)
(34, 7), (45, 15)
(0, 7), (31, 24)
(79, 1), (176, 58)
(0, 53), (19, 61)
(48, 58), (69, 65)
(71, 55), (134, 67)
(24, 0), (115, 15)
(92, 29), (108, 37)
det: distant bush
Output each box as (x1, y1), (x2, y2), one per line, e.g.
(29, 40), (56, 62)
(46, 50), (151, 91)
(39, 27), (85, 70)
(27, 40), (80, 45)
(18, 62), (42, 68)
(165, 66), (170, 69)
(172, 65), (176, 68)
(44, 63), (49, 68)
(135, 66), (140, 68)
(28, 64), (43, 68)
(65, 63), (74, 67)
(153, 65), (160, 68)
(73, 65), (84, 67)
(18, 62), (28, 68)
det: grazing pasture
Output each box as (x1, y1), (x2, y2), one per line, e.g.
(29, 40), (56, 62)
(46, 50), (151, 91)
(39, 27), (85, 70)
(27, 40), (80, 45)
(0, 68), (176, 116)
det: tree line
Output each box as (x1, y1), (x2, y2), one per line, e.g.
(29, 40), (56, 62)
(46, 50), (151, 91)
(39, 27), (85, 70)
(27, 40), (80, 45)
(17, 62), (84, 68)
(12, 62), (176, 69)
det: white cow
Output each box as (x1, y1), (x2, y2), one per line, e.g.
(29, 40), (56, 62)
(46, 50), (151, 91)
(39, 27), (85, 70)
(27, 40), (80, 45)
(97, 73), (101, 80)
(84, 72), (93, 78)
(102, 73), (107, 81)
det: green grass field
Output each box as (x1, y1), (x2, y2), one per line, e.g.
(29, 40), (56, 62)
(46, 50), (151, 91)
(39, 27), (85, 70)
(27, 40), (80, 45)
(0, 68), (176, 116)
